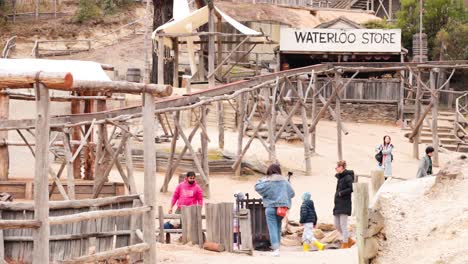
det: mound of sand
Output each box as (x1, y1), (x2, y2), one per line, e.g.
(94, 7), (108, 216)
(373, 155), (468, 264)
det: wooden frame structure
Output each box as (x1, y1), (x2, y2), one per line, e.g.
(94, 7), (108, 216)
(0, 71), (171, 263)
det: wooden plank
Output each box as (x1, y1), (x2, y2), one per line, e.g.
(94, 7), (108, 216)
(413, 71), (422, 159)
(370, 170), (385, 196)
(196, 205), (203, 248)
(49, 206), (150, 225)
(124, 126), (137, 194)
(200, 105), (210, 198)
(311, 72), (317, 152)
(158, 36), (164, 85)
(161, 112), (179, 193)
(32, 82), (50, 264)
(130, 199), (143, 262)
(173, 38), (179, 88)
(234, 94), (245, 176)
(142, 92), (157, 264)
(238, 209), (253, 253)
(335, 73), (343, 160)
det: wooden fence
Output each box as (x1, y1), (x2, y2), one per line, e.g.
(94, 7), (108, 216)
(0, 195), (147, 263)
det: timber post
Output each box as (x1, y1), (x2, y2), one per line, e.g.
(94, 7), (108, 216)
(354, 182), (369, 264)
(0, 93), (9, 180)
(33, 82), (50, 264)
(235, 93), (245, 176)
(430, 69), (439, 167)
(335, 72), (343, 160)
(142, 92), (157, 264)
(413, 70), (422, 159)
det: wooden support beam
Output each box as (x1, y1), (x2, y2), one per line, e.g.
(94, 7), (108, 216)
(413, 70), (422, 159)
(430, 69), (439, 167)
(173, 115), (210, 186)
(269, 79), (277, 163)
(0, 94), (9, 180)
(142, 92), (157, 264)
(124, 126), (138, 194)
(399, 70), (405, 121)
(33, 82), (50, 264)
(335, 73), (343, 160)
(235, 93), (246, 176)
(232, 112), (269, 170)
(308, 71), (359, 134)
(161, 111), (179, 193)
(62, 132), (75, 199)
(158, 36), (165, 85)
(71, 99), (81, 179)
(370, 170), (385, 196)
(83, 96), (95, 181)
(298, 80), (312, 175)
(92, 132), (130, 198)
(200, 105), (210, 197)
(0, 71), (73, 89)
(173, 38), (179, 88)
(310, 73), (317, 152)
(73, 80), (172, 97)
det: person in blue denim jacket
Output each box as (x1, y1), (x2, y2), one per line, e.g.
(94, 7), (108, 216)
(255, 164), (295, 257)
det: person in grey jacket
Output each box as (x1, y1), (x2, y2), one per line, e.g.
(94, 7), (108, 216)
(376, 135), (393, 178)
(416, 146), (434, 178)
(255, 164), (295, 257)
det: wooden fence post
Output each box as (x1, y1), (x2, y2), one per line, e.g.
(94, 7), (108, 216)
(430, 69), (439, 167)
(354, 182), (369, 264)
(142, 92), (156, 264)
(0, 93), (9, 180)
(370, 170), (385, 196)
(413, 70), (422, 159)
(33, 82), (50, 264)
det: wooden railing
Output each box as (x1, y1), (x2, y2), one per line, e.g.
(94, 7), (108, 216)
(454, 92), (468, 151)
(32, 39), (92, 58)
(2, 36), (16, 58)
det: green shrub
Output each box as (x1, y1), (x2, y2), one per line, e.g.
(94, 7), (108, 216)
(75, 0), (101, 23)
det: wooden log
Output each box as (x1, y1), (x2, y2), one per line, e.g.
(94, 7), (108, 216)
(298, 80), (312, 175)
(354, 182), (369, 264)
(71, 99), (81, 179)
(413, 70), (422, 159)
(430, 70), (439, 167)
(0, 219), (41, 229)
(83, 97), (95, 181)
(173, 38), (179, 87)
(0, 94), (9, 180)
(73, 80), (172, 97)
(58, 242), (149, 264)
(158, 36), (165, 85)
(266, 82), (276, 162)
(161, 112), (179, 193)
(310, 73), (317, 152)
(130, 199), (143, 262)
(200, 105), (210, 198)
(124, 126), (137, 194)
(0, 71), (73, 89)
(308, 71), (359, 134)
(335, 73), (343, 160)
(49, 206), (150, 225)
(142, 92), (157, 264)
(33, 82), (50, 264)
(203, 241), (225, 252)
(235, 94), (246, 176)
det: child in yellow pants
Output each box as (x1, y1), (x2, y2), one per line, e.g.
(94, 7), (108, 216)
(300, 192), (325, 251)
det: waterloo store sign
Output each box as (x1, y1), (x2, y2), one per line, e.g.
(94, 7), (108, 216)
(280, 28), (402, 53)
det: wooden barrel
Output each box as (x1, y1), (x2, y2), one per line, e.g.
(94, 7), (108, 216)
(126, 68), (141, 83)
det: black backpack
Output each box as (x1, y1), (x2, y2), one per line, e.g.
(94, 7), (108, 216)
(375, 145), (394, 164)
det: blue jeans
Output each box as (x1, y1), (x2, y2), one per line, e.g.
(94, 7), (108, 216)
(265, 207), (283, 250)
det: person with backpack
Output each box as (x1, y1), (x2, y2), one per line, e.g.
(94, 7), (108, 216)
(300, 192), (325, 252)
(255, 164), (295, 257)
(333, 160), (355, 249)
(375, 135), (394, 179)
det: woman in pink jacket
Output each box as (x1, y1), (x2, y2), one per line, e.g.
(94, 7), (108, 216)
(168, 171), (204, 214)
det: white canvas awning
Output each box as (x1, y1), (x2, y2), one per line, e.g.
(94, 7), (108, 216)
(151, 4), (263, 47)
(0, 59), (111, 81)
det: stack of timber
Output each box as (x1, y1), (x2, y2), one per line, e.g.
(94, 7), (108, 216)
(125, 149), (235, 174)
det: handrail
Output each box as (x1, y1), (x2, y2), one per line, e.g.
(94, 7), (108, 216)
(2, 36), (16, 58)
(454, 92), (468, 143)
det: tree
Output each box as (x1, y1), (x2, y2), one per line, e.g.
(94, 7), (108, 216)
(396, 0), (466, 60)
(151, 0), (173, 84)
